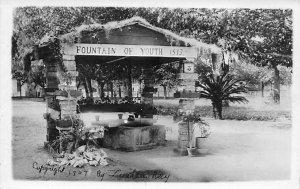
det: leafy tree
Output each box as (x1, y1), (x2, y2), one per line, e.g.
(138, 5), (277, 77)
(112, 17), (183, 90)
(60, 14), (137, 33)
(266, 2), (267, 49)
(198, 73), (248, 119)
(154, 8), (292, 103)
(28, 65), (46, 89)
(195, 58), (213, 78)
(13, 7), (292, 104)
(76, 63), (98, 98)
(12, 70), (28, 96)
(229, 61), (273, 96)
(278, 65), (292, 85)
(12, 7), (159, 98)
(153, 63), (180, 99)
(218, 9), (292, 103)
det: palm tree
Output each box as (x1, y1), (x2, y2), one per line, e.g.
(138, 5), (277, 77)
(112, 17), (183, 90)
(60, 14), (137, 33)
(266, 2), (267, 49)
(198, 73), (248, 119)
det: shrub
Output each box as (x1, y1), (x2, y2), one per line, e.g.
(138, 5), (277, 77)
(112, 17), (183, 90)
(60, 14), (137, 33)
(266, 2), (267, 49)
(155, 104), (291, 121)
(198, 73), (248, 119)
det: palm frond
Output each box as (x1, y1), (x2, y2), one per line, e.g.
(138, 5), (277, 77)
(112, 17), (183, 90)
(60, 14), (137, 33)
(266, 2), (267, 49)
(224, 96), (249, 103)
(198, 72), (248, 105)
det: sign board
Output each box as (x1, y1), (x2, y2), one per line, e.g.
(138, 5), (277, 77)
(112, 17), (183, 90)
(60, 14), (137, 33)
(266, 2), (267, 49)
(183, 62), (195, 73)
(62, 43), (197, 58)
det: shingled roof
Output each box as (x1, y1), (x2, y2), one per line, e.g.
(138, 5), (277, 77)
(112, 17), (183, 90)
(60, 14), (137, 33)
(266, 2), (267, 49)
(40, 16), (221, 54)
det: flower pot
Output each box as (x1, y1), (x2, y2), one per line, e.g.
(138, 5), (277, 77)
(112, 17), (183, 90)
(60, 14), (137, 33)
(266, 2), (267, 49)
(118, 114), (123, 119)
(43, 113), (50, 120)
(186, 147), (198, 157)
(49, 108), (60, 120)
(128, 115), (135, 121)
(56, 120), (73, 128)
(197, 148), (209, 155)
(196, 137), (209, 149)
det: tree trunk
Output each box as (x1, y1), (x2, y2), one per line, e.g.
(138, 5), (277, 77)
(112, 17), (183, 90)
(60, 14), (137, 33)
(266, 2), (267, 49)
(118, 85), (122, 98)
(17, 81), (22, 97)
(127, 64), (133, 98)
(273, 65), (280, 103)
(82, 79), (89, 98)
(97, 83), (101, 97)
(110, 82), (113, 98)
(261, 82), (264, 97)
(96, 80), (104, 98)
(217, 107), (223, 119)
(212, 102), (217, 119)
(100, 82), (105, 98)
(85, 77), (93, 98)
(163, 85), (167, 99)
(213, 101), (223, 119)
(222, 100), (229, 107)
(216, 103), (223, 119)
(123, 81), (128, 97)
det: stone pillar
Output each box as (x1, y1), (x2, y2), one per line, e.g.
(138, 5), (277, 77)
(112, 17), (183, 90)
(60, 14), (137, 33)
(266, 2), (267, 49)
(43, 52), (82, 152)
(174, 99), (195, 156)
(178, 73), (198, 92)
(178, 122), (193, 149)
(44, 58), (60, 143)
(58, 54), (80, 121)
(176, 61), (198, 98)
(141, 65), (155, 119)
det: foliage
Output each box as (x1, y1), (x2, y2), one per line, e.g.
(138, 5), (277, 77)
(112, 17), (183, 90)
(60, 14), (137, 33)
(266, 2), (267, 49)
(278, 65), (292, 85)
(13, 7), (292, 103)
(13, 7), (293, 67)
(155, 104), (291, 121)
(195, 58), (213, 78)
(230, 61), (273, 87)
(152, 63), (180, 98)
(12, 70), (28, 96)
(154, 8), (292, 103)
(231, 61), (293, 87)
(49, 118), (85, 153)
(195, 106), (291, 121)
(174, 111), (210, 147)
(28, 65), (46, 88)
(198, 73), (248, 119)
(13, 7), (156, 66)
(12, 70), (27, 84)
(48, 99), (61, 111)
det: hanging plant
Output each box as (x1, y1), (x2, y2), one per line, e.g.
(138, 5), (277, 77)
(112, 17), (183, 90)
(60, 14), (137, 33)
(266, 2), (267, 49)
(60, 31), (80, 45)
(48, 98), (61, 111)
(104, 28), (111, 40)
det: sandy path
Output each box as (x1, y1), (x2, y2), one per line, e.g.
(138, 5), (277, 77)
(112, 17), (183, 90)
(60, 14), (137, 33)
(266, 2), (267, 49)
(12, 100), (291, 182)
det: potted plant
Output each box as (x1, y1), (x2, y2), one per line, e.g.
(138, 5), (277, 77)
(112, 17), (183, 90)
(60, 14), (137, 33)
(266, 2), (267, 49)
(181, 113), (210, 157)
(194, 121), (211, 154)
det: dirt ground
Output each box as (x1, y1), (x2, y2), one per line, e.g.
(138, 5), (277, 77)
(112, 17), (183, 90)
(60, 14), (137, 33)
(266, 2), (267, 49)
(12, 100), (291, 182)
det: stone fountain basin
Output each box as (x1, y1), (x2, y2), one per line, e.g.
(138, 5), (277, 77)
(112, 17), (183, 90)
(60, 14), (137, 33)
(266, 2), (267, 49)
(103, 124), (166, 151)
(91, 118), (157, 128)
(80, 113), (165, 151)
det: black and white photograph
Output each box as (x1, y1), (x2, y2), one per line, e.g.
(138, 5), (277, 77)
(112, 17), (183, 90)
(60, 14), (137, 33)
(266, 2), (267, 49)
(0, 1), (299, 188)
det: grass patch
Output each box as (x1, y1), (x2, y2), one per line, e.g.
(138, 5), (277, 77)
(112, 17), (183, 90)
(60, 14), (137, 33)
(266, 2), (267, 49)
(195, 106), (291, 121)
(155, 104), (291, 121)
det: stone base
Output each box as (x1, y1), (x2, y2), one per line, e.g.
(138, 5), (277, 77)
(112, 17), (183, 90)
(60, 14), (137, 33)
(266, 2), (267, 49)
(103, 125), (166, 151)
(173, 147), (188, 156)
(44, 141), (59, 155)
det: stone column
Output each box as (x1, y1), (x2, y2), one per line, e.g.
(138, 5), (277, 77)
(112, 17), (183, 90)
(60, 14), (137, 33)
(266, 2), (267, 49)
(43, 58), (60, 143)
(141, 65), (155, 119)
(57, 54), (80, 121)
(43, 52), (82, 152)
(175, 99), (195, 156)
